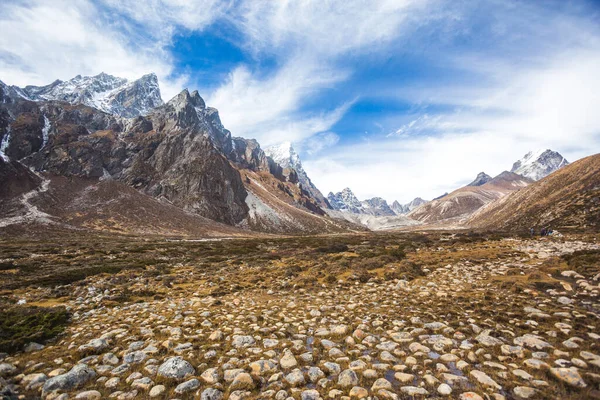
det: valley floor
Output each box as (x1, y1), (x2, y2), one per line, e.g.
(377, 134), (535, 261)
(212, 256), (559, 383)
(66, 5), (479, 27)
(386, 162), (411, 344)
(0, 231), (599, 399)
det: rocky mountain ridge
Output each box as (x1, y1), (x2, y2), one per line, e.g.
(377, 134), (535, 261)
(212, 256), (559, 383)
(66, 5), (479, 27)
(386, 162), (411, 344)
(1, 72), (164, 118)
(469, 153), (600, 231)
(467, 172), (492, 186)
(408, 171), (532, 224)
(264, 142), (330, 209)
(0, 74), (352, 235)
(511, 149), (569, 181)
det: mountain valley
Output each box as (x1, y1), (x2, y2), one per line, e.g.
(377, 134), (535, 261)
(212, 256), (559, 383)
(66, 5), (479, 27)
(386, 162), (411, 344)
(0, 72), (598, 400)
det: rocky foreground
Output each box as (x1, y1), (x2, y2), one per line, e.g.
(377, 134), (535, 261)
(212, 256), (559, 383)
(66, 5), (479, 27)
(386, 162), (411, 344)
(0, 233), (599, 399)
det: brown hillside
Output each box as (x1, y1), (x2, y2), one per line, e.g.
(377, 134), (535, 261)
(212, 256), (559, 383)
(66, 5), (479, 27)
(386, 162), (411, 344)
(408, 171), (531, 224)
(468, 153), (600, 231)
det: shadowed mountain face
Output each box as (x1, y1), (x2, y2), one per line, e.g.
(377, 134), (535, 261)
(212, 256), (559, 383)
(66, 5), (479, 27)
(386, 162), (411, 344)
(469, 154), (600, 231)
(467, 172), (492, 186)
(0, 78), (351, 234)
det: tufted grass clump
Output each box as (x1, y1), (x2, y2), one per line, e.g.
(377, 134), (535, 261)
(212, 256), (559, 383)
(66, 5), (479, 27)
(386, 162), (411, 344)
(0, 305), (69, 353)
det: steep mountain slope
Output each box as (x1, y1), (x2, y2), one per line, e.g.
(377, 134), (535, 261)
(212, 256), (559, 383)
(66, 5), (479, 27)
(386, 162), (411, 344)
(408, 171), (532, 224)
(328, 189), (396, 217)
(0, 77), (349, 235)
(239, 170), (359, 234)
(0, 170), (250, 237)
(511, 149), (569, 181)
(467, 172), (492, 186)
(361, 197), (396, 216)
(327, 188), (364, 214)
(469, 154), (600, 231)
(391, 197), (428, 214)
(264, 142), (330, 209)
(1, 72), (163, 118)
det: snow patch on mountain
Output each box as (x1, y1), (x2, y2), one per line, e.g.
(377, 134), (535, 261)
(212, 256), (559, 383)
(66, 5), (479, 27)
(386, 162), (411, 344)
(327, 188), (365, 214)
(511, 149), (569, 181)
(41, 115), (51, 149)
(0, 126), (11, 161)
(13, 72), (164, 118)
(264, 142), (330, 209)
(265, 142), (304, 173)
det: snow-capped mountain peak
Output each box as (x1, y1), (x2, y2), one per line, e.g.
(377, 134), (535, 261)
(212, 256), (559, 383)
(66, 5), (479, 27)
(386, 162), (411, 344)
(10, 72), (164, 118)
(511, 149), (569, 181)
(327, 188), (363, 213)
(264, 142), (330, 208)
(264, 142), (304, 174)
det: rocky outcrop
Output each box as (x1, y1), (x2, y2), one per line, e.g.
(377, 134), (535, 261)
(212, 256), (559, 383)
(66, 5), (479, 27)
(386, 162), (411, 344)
(467, 172), (492, 187)
(328, 188), (364, 214)
(391, 197), (428, 215)
(264, 142), (330, 209)
(361, 197), (396, 216)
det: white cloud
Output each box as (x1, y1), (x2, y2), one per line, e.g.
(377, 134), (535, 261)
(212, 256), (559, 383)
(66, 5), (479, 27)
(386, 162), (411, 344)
(301, 132), (341, 155)
(305, 45), (600, 204)
(234, 0), (434, 56)
(205, 0), (440, 148)
(2, 0), (599, 206)
(0, 0), (185, 100)
(99, 0), (226, 35)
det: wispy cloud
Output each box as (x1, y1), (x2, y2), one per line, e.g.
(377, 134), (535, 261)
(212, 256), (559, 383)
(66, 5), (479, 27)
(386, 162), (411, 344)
(207, 58), (352, 144)
(306, 45), (600, 203)
(303, 1), (600, 203)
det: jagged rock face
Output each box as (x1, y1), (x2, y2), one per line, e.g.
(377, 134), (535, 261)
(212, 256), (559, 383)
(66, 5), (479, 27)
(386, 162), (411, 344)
(264, 142), (330, 209)
(467, 172), (492, 186)
(328, 188), (396, 216)
(4, 72), (164, 118)
(361, 197), (395, 216)
(0, 89), (249, 225)
(511, 149), (569, 181)
(392, 197), (428, 215)
(122, 129), (248, 225)
(328, 188), (364, 214)
(405, 197), (428, 212)
(0, 158), (41, 199)
(230, 138), (270, 172)
(0, 77), (334, 231)
(391, 200), (406, 214)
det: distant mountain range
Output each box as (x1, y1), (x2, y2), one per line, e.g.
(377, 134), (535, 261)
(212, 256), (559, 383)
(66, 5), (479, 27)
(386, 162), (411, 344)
(1, 72), (163, 118)
(327, 188), (427, 217)
(325, 149), (571, 228)
(0, 71), (592, 234)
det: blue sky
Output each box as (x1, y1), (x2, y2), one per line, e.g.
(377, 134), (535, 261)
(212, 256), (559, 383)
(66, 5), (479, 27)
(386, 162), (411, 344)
(1, 0), (600, 202)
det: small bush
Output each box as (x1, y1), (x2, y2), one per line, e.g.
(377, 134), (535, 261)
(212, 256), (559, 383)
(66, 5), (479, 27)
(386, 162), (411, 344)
(0, 306), (69, 353)
(316, 243), (349, 254)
